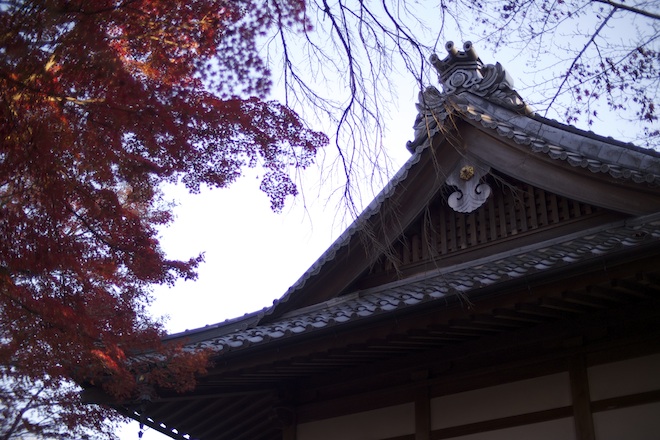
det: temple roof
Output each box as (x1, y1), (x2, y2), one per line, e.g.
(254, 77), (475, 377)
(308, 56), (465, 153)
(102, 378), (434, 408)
(167, 213), (660, 353)
(99, 42), (660, 440)
(159, 42), (660, 354)
(250, 41), (660, 322)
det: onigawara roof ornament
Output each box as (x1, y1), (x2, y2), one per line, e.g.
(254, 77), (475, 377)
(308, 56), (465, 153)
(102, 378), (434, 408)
(407, 40), (659, 215)
(430, 41), (530, 112)
(407, 41), (534, 154)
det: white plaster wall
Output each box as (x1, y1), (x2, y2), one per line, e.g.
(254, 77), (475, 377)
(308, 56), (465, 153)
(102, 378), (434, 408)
(297, 403), (414, 440)
(593, 402), (660, 440)
(588, 353), (660, 401)
(430, 373), (571, 429)
(297, 354), (660, 440)
(443, 417), (576, 440)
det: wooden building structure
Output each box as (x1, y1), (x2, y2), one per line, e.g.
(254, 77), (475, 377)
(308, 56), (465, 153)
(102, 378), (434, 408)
(103, 42), (660, 440)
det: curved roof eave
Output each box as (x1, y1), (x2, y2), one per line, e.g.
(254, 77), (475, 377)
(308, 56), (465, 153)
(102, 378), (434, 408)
(456, 92), (660, 185)
(184, 213), (660, 358)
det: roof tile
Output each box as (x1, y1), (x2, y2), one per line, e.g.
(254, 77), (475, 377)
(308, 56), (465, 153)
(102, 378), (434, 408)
(178, 216), (660, 355)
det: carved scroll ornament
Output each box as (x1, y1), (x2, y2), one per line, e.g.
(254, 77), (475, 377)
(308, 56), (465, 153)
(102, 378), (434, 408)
(446, 159), (491, 213)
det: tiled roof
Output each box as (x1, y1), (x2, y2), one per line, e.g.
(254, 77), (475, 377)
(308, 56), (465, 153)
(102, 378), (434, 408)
(457, 94), (660, 185)
(263, 44), (660, 318)
(171, 41), (660, 344)
(164, 146), (429, 342)
(411, 41), (660, 184)
(176, 213), (660, 354)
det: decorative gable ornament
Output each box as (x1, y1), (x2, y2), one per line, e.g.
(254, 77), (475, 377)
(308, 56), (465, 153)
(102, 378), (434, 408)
(445, 158), (491, 213)
(408, 41), (659, 216)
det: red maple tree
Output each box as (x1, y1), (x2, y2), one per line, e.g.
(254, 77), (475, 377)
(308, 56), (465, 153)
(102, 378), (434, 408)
(0, 0), (326, 437)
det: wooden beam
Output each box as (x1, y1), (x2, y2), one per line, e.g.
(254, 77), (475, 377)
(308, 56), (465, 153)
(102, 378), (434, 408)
(429, 406), (572, 440)
(591, 389), (660, 412)
(569, 356), (595, 440)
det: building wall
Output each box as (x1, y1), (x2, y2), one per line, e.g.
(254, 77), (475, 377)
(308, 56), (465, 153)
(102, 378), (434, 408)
(297, 403), (414, 440)
(441, 418), (575, 440)
(296, 354), (660, 440)
(593, 403), (660, 440)
(588, 353), (660, 400)
(590, 354), (660, 440)
(430, 372), (571, 430)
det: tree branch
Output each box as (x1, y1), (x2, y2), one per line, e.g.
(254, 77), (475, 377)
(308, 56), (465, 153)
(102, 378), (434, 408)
(544, 8), (616, 114)
(0, 385), (46, 440)
(592, 0), (660, 21)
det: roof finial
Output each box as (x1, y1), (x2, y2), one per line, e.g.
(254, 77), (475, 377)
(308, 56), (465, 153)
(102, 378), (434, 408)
(446, 40), (459, 57)
(430, 41), (486, 94)
(407, 41), (533, 153)
(426, 41), (531, 113)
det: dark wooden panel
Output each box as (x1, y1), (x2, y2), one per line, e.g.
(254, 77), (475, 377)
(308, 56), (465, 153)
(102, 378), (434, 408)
(365, 173), (610, 284)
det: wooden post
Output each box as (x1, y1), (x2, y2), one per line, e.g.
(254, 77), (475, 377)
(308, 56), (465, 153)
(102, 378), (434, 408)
(570, 356), (596, 440)
(274, 404), (296, 440)
(415, 387), (431, 440)
(282, 424), (296, 440)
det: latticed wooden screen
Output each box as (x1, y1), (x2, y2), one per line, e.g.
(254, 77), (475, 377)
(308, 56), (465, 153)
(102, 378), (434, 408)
(375, 175), (602, 273)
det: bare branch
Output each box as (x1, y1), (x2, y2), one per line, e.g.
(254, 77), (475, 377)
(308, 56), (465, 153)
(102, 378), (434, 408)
(543, 8), (616, 115)
(593, 0), (660, 21)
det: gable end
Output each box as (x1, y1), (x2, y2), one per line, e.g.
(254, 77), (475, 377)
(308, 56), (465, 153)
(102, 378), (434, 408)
(356, 174), (624, 290)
